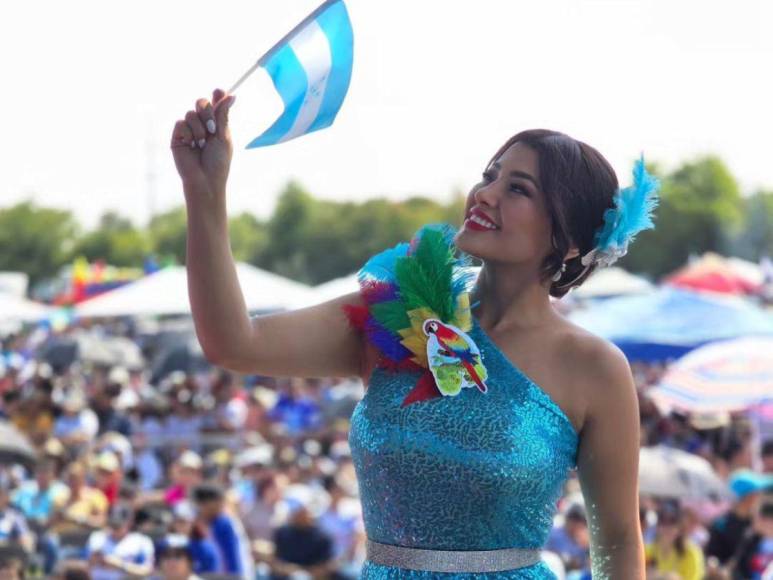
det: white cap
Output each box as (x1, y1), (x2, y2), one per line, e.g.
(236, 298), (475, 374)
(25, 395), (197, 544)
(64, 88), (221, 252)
(235, 445), (274, 469)
(108, 366), (130, 386)
(177, 450), (203, 470)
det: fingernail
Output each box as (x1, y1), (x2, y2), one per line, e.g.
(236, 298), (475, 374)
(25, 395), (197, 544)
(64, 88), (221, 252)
(206, 120), (216, 134)
(198, 138), (206, 149)
(190, 140), (197, 149)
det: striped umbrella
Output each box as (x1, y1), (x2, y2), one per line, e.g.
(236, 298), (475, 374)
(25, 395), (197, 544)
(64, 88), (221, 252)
(639, 445), (732, 500)
(648, 336), (773, 414)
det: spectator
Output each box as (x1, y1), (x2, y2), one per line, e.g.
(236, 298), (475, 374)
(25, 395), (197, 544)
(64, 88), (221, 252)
(318, 475), (365, 572)
(545, 503), (590, 572)
(11, 458), (68, 572)
(233, 447), (283, 541)
(53, 462), (108, 535)
(155, 535), (204, 580)
(91, 452), (122, 507)
(50, 462), (109, 561)
(192, 484), (254, 579)
(162, 501), (220, 575)
(268, 378), (322, 436)
(53, 389), (98, 451)
(729, 501), (773, 579)
(92, 376), (131, 438)
(270, 486), (335, 580)
(0, 481), (34, 554)
(86, 502), (154, 580)
(0, 556), (25, 580)
(206, 371), (248, 433)
(645, 501), (705, 580)
(52, 561), (91, 580)
(164, 451), (203, 507)
(762, 440), (773, 474)
(707, 470), (773, 564)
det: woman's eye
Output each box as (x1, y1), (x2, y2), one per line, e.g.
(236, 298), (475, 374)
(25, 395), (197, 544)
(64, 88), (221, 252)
(509, 184), (528, 196)
(481, 170), (495, 183)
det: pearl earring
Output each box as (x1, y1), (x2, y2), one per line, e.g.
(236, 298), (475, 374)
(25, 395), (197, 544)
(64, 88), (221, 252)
(552, 262), (566, 282)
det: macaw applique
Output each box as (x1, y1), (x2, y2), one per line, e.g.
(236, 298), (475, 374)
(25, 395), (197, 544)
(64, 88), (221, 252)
(344, 224), (489, 407)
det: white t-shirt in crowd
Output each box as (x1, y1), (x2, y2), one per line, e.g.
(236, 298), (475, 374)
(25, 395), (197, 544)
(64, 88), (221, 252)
(86, 529), (154, 580)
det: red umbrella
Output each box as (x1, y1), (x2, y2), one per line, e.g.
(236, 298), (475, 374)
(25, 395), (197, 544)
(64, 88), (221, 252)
(666, 270), (760, 295)
(665, 253), (762, 295)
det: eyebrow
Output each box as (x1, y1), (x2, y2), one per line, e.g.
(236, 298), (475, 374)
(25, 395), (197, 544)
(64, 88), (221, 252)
(491, 161), (542, 191)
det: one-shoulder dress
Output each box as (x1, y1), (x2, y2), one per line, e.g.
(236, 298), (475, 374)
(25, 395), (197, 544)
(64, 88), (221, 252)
(348, 317), (580, 579)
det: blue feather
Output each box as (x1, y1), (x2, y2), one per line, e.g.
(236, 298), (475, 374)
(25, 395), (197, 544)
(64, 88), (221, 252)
(358, 243), (409, 283)
(594, 154), (660, 262)
(365, 317), (413, 361)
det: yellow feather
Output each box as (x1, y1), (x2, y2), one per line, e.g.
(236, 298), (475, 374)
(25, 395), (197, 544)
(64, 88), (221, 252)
(397, 307), (438, 367)
(453, 293), (472, 331)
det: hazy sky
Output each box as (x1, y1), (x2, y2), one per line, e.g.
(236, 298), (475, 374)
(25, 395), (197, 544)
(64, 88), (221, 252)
(3, 0), (772, 228)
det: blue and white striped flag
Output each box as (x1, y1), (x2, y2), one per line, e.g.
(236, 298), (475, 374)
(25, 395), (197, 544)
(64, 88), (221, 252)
(232, 0), (354, 148)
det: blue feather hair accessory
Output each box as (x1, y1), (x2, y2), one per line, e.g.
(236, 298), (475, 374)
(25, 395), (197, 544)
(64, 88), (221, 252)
(580, 153), (661, 268)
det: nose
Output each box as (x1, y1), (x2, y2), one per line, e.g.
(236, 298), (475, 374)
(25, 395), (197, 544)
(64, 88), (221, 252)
(473, 178), (500, 208)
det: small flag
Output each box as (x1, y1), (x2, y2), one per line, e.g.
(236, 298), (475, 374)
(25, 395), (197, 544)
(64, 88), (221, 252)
(238, 0), (354, 148)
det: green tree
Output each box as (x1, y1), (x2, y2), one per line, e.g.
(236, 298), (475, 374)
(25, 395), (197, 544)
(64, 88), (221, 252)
(229, 212), (268, 264)
(729, 190), (773, 260)
(148, 207), (188, 265)
(70, 211), (150, 266)
(0, 201), (79, 285)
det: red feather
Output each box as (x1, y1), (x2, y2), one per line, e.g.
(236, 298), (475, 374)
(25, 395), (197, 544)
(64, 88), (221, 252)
(343, 304), (369, 331)
(401, 371), (442, 407)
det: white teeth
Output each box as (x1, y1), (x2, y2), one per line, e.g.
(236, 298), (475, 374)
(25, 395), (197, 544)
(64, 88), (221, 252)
(470, 214), (497, 229)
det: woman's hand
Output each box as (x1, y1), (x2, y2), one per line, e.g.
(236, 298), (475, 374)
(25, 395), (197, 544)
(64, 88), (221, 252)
(171, 88), (236, 200)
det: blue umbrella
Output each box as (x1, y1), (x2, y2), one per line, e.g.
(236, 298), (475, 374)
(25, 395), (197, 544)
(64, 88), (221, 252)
(568, 287), (773, 361)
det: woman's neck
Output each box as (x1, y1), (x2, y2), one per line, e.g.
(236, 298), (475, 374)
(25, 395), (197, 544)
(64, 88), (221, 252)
(471, 262), (557, 332)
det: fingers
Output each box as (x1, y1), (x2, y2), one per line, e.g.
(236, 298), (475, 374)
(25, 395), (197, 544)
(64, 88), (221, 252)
(213, 94), (236, 140)
(171, 120), (195, 150)
(185, 110), (207, 149)
(172, 91), (233, 151)
(196, 98), (217, 137)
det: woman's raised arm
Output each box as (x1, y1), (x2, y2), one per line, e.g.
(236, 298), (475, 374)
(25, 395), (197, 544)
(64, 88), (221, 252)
(171, 89), (363, 378)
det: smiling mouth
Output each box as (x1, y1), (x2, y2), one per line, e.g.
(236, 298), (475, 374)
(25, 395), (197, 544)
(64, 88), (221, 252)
(467, 213), (499, 230)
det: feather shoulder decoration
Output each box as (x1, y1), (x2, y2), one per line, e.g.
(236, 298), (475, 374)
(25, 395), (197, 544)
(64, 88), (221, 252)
(344, 224), (487, 406)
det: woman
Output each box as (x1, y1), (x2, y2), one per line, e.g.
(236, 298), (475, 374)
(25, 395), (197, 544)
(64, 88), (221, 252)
(645, 502), (706, 580)
(171, 89), (651, 577)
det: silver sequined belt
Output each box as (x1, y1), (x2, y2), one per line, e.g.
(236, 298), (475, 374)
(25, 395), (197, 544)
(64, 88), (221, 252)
(365, 539), (542, 573)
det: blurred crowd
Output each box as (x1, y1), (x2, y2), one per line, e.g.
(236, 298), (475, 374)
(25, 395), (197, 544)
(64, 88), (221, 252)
(0, 319), (772, 580)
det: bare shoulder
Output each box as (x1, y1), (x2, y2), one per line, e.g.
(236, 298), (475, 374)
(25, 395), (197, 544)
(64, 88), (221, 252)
(552, 318), (638, 426)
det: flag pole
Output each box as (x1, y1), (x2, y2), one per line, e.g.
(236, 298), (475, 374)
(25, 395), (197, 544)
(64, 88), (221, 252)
(227, 0), (339, 94)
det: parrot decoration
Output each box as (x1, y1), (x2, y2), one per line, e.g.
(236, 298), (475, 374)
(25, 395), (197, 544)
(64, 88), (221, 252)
(343, 224), (489, 407)
(424, 319), (488, 396)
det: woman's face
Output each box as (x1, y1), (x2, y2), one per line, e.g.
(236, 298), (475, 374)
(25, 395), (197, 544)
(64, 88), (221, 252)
(455, 142), (554, 269)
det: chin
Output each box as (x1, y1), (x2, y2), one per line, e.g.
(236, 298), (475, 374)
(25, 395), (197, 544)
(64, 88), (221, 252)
(454, 229), (495, 261)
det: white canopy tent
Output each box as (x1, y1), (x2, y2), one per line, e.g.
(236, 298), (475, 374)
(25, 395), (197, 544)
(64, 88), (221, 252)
(75, 264), (313, 318)
(294, 273), (360, 308)
(570, 267), (654, 299)
(0, 292), (51, 321)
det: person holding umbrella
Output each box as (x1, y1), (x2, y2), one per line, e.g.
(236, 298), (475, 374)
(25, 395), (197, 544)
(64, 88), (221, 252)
(644, 501), (705, 580)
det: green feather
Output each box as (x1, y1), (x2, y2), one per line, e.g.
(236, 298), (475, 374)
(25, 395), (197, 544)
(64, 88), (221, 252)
(371, 300), (411, 333)
(395, 230), (455, 320)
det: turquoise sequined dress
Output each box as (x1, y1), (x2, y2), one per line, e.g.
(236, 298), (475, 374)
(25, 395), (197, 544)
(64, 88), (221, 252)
(349, 317), (580, 579)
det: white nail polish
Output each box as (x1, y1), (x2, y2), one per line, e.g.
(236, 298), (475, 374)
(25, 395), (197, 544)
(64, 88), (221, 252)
(190, 140), (197, 149)
(198, 138), (206, 149)
(206, 120), (216, 134)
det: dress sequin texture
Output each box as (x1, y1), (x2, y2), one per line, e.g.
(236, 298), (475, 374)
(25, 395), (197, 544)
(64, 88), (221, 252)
(349, 318), (580, 579)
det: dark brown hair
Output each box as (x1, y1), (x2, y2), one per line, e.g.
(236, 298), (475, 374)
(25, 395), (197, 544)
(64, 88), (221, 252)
(487, 130), (619, 298)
